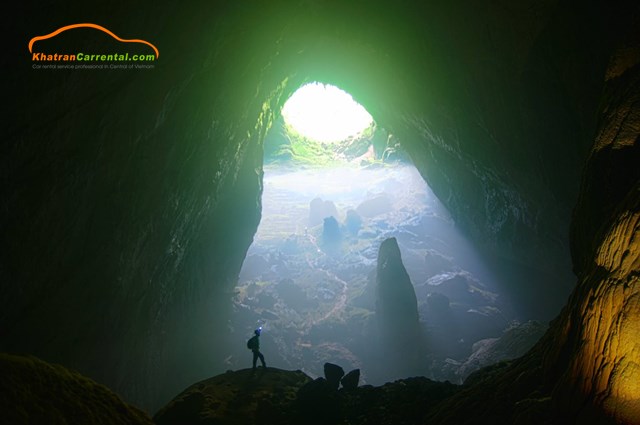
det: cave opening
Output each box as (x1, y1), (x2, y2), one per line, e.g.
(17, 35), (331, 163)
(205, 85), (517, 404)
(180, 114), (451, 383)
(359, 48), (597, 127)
(281, 82), (374, 144)
(223, 81), (549, 386)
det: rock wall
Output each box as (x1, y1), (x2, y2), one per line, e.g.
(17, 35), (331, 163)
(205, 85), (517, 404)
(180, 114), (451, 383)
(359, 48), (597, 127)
(425, 19), (640, 425)
(3, 2), (276, 409)
(545, 25), (640, 423)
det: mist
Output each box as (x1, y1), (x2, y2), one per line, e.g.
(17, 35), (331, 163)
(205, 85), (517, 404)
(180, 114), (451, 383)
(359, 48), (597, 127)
(224, 160), (551, 385)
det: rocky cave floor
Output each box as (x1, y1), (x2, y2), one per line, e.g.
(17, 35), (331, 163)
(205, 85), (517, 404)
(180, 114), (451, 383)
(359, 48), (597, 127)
(153, 365), (464, 425)
(3, 352), (540, 425)
(225, 163), (547, 385)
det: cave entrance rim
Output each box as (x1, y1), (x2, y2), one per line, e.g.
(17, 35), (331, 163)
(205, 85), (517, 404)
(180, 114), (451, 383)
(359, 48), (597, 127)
(267, 81), (410, 169)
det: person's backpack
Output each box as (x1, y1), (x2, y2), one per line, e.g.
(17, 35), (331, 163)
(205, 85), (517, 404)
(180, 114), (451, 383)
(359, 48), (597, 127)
(247, 336), (257, 350)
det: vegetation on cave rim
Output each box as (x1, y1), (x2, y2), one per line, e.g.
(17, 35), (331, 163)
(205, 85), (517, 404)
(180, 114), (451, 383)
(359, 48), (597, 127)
(266, 122), (409, 168)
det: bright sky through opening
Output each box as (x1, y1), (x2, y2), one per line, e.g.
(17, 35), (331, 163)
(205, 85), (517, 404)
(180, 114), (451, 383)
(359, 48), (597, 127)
(282, 83), (374, 143)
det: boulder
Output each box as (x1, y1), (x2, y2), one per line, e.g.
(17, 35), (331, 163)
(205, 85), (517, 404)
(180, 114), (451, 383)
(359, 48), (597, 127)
(323, 362), (345, 390)
(426, 292), (451, 315)
(456, 321), (547, 381)
(322, 216), (342, 244)
(356, 194), (392, 217)
(340, 369), (360, 391)
(424, 249), (454, 276)
(309, 198), (339, 226)
(429, 274), (492, 307)
(344, 209), (362, 235)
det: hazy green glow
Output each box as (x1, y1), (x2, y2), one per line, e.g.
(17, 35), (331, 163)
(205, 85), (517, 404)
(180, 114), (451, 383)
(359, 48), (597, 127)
(282, 83), (373, 143)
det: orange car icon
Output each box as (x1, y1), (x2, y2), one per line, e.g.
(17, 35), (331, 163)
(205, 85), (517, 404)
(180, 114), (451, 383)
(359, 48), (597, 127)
(29, 23), (159, 58)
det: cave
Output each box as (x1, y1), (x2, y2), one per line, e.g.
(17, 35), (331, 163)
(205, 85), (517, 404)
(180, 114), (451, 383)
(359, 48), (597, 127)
(3, 1), (639, 424)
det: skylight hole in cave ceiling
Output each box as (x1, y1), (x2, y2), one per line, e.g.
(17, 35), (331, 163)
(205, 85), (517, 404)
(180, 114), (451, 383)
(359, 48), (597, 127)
(281, 82), (374, 144)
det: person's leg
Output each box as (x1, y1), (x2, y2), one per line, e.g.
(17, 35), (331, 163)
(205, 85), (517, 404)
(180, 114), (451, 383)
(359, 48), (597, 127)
(258, 351), (266, 367)
(252, 351), (258, 369)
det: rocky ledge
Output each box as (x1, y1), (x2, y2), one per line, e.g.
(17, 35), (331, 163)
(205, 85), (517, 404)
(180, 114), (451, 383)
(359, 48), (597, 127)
(0, 353), (153, 425)
(154, 363), (459, 425)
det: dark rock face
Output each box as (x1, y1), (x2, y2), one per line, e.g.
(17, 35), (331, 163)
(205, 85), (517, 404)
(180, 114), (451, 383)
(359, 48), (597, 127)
(0, 353), (153, 425)
(424, 22), (640, 425)
(296, 377), (341, 424)
(545, 29), (640, 423)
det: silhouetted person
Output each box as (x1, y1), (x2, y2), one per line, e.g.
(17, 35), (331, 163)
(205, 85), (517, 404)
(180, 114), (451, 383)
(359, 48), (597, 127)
(247, 328), (266, 370)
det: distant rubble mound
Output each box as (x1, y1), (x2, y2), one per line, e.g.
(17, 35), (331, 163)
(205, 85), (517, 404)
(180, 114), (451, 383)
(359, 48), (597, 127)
(424, 249), (454, 277)
(456, 320), (547, 381)
(426, 292), (451, 315)
(276, 278), (317, 310)
(356, 194), (392, 217)
(309, 198), (339, 226)
(425, 273), (508, 350)
(428, 274), (490, 306)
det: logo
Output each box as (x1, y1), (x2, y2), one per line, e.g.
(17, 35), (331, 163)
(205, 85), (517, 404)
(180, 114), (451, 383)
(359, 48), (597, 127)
(29, 23), (159, 70)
